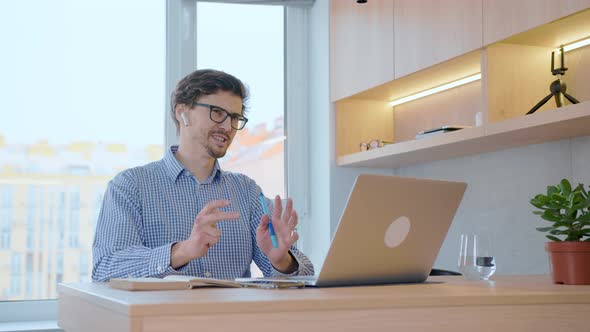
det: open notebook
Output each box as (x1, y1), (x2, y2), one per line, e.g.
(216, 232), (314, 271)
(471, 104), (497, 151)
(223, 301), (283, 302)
(108, 275), (306, 290)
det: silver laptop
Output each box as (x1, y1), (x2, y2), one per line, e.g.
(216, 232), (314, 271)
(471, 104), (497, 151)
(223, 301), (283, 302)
(237, 174), (467, 287)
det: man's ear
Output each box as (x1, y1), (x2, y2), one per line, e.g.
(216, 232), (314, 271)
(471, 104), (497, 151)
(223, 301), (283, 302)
(175, 104), (186, 124)
(180, 112), (189, 127)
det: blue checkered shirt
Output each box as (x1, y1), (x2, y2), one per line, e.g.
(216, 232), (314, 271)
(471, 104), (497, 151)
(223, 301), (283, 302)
(92, 145), (314, 282)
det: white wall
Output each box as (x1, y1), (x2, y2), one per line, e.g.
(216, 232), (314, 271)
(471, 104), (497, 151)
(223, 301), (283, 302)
(325, 134), (590, 275)
(395, 136), (590, 275)
(307, 0), (590, 276)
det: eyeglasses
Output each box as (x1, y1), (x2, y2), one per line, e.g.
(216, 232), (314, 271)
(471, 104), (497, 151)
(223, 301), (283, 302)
(192, 102), (248, 130)
(359, 139), (393, 151)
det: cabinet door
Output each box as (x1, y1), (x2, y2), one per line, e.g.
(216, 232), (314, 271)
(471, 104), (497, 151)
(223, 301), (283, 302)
(394, 0), (482, 79)
(484, 0), (590, 45)
(330, 0), (394, 101)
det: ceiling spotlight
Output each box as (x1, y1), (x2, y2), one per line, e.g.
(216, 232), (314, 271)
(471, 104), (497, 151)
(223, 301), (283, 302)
(357, 0), (368, 3)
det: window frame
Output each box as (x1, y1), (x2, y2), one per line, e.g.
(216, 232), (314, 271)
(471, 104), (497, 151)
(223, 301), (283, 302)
(0, 0), (311, 325)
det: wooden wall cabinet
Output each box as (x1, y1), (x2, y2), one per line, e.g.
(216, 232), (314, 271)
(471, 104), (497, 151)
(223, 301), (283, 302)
(394, 0), (482, 79)
(330, 0), (394, 101)
(483, 0), (590, 46)
(332, 5), (590, 168)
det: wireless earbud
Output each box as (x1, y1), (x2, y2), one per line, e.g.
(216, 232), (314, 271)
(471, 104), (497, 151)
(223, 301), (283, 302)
(180, 112), (189, 127)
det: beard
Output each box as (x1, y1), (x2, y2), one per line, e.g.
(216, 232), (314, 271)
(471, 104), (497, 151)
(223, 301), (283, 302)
(205, 129), (232, 159)
(206, 144), (227, 159)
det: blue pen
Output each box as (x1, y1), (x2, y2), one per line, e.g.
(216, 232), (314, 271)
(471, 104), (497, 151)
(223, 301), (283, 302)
(259, 193), (278, 248)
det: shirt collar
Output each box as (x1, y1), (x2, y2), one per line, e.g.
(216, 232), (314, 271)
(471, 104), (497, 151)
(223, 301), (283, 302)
(205, 159), (222, 184)
(163, 145), (222, 183)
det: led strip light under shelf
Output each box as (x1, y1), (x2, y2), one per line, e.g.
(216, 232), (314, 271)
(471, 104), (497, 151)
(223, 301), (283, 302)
(387, 37), (590, 108)
(554, 36), (590, 52)
(388, 73), (481, 107)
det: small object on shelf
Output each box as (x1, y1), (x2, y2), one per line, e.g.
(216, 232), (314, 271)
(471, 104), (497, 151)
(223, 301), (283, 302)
(360, 139), (393, 151)
(415, 125), (472, 139)
(527, 45), (579, 115)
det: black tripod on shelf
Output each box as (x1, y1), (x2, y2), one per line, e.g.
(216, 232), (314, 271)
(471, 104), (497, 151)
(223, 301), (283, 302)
(527, 46), (579, 115)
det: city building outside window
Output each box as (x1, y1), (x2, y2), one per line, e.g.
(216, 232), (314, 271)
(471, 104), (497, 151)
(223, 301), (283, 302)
(0, 0), (166, 301)
(197, 2), (286, 199)
(196, 1), (286, 277)
(1, 0), (288, 301)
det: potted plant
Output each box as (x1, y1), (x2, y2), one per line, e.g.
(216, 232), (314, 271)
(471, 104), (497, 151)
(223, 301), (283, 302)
(530, 178), (590, 285)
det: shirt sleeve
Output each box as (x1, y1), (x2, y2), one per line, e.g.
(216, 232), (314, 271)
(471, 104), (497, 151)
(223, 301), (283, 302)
(270, 247), (315, 277)
(247, 180), (315, 277)
(92, 171), (188, 282)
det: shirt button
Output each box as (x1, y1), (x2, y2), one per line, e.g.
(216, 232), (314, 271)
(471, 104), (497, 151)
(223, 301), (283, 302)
(204, 272), (211, 278)
(157, 265), (164, 272)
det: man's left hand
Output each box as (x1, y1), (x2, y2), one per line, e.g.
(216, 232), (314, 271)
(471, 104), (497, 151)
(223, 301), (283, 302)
(256, 195), (299, 273)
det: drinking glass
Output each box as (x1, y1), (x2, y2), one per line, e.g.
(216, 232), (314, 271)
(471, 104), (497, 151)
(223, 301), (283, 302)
(458, 233), (496, 280)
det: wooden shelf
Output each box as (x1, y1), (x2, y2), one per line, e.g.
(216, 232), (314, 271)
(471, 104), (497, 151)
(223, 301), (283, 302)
(500, 8), (590, 49)
(333, 6), (590, 169)
(353, 50), (481, 102)
(335, 51), (483, 159)
(337, 101), (590, 168)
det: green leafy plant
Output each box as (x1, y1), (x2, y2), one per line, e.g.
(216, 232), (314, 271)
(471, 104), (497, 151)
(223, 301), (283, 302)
(530, 179), (590, 242)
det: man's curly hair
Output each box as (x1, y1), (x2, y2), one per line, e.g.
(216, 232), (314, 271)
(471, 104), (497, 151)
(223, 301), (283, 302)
(170, 69), (249, 134)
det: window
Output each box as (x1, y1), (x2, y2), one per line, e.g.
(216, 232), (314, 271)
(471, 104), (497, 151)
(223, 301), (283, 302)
(26, 254), (33, 298)
(1, 186), (13, 249)
(195, 1), (287, 278)
(0, 0), (310, 322)
(0, 0), (166, 301)
(68, 189), (80, 248)
(197, 2), (286, 198)
(9, 254), (21, 295)
(57, 192), (65, 249)
(26, 187), (36, 251)
(79, 253), (90, 282)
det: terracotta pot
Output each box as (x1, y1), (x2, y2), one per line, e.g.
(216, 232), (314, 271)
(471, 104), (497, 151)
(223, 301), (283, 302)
(545, 241), (590, 285)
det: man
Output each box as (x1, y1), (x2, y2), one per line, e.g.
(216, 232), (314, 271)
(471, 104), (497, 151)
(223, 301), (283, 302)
(92, 69), (314, 281)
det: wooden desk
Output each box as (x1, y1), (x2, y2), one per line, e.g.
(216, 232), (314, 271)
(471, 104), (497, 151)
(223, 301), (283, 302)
(58, 275), (590, 332)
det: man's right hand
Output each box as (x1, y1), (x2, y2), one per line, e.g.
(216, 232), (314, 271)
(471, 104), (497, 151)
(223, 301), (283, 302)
(170, 200), (240, 269)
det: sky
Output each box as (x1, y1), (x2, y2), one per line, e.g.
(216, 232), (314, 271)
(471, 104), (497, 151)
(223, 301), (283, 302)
(0, 0), (284, 146)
